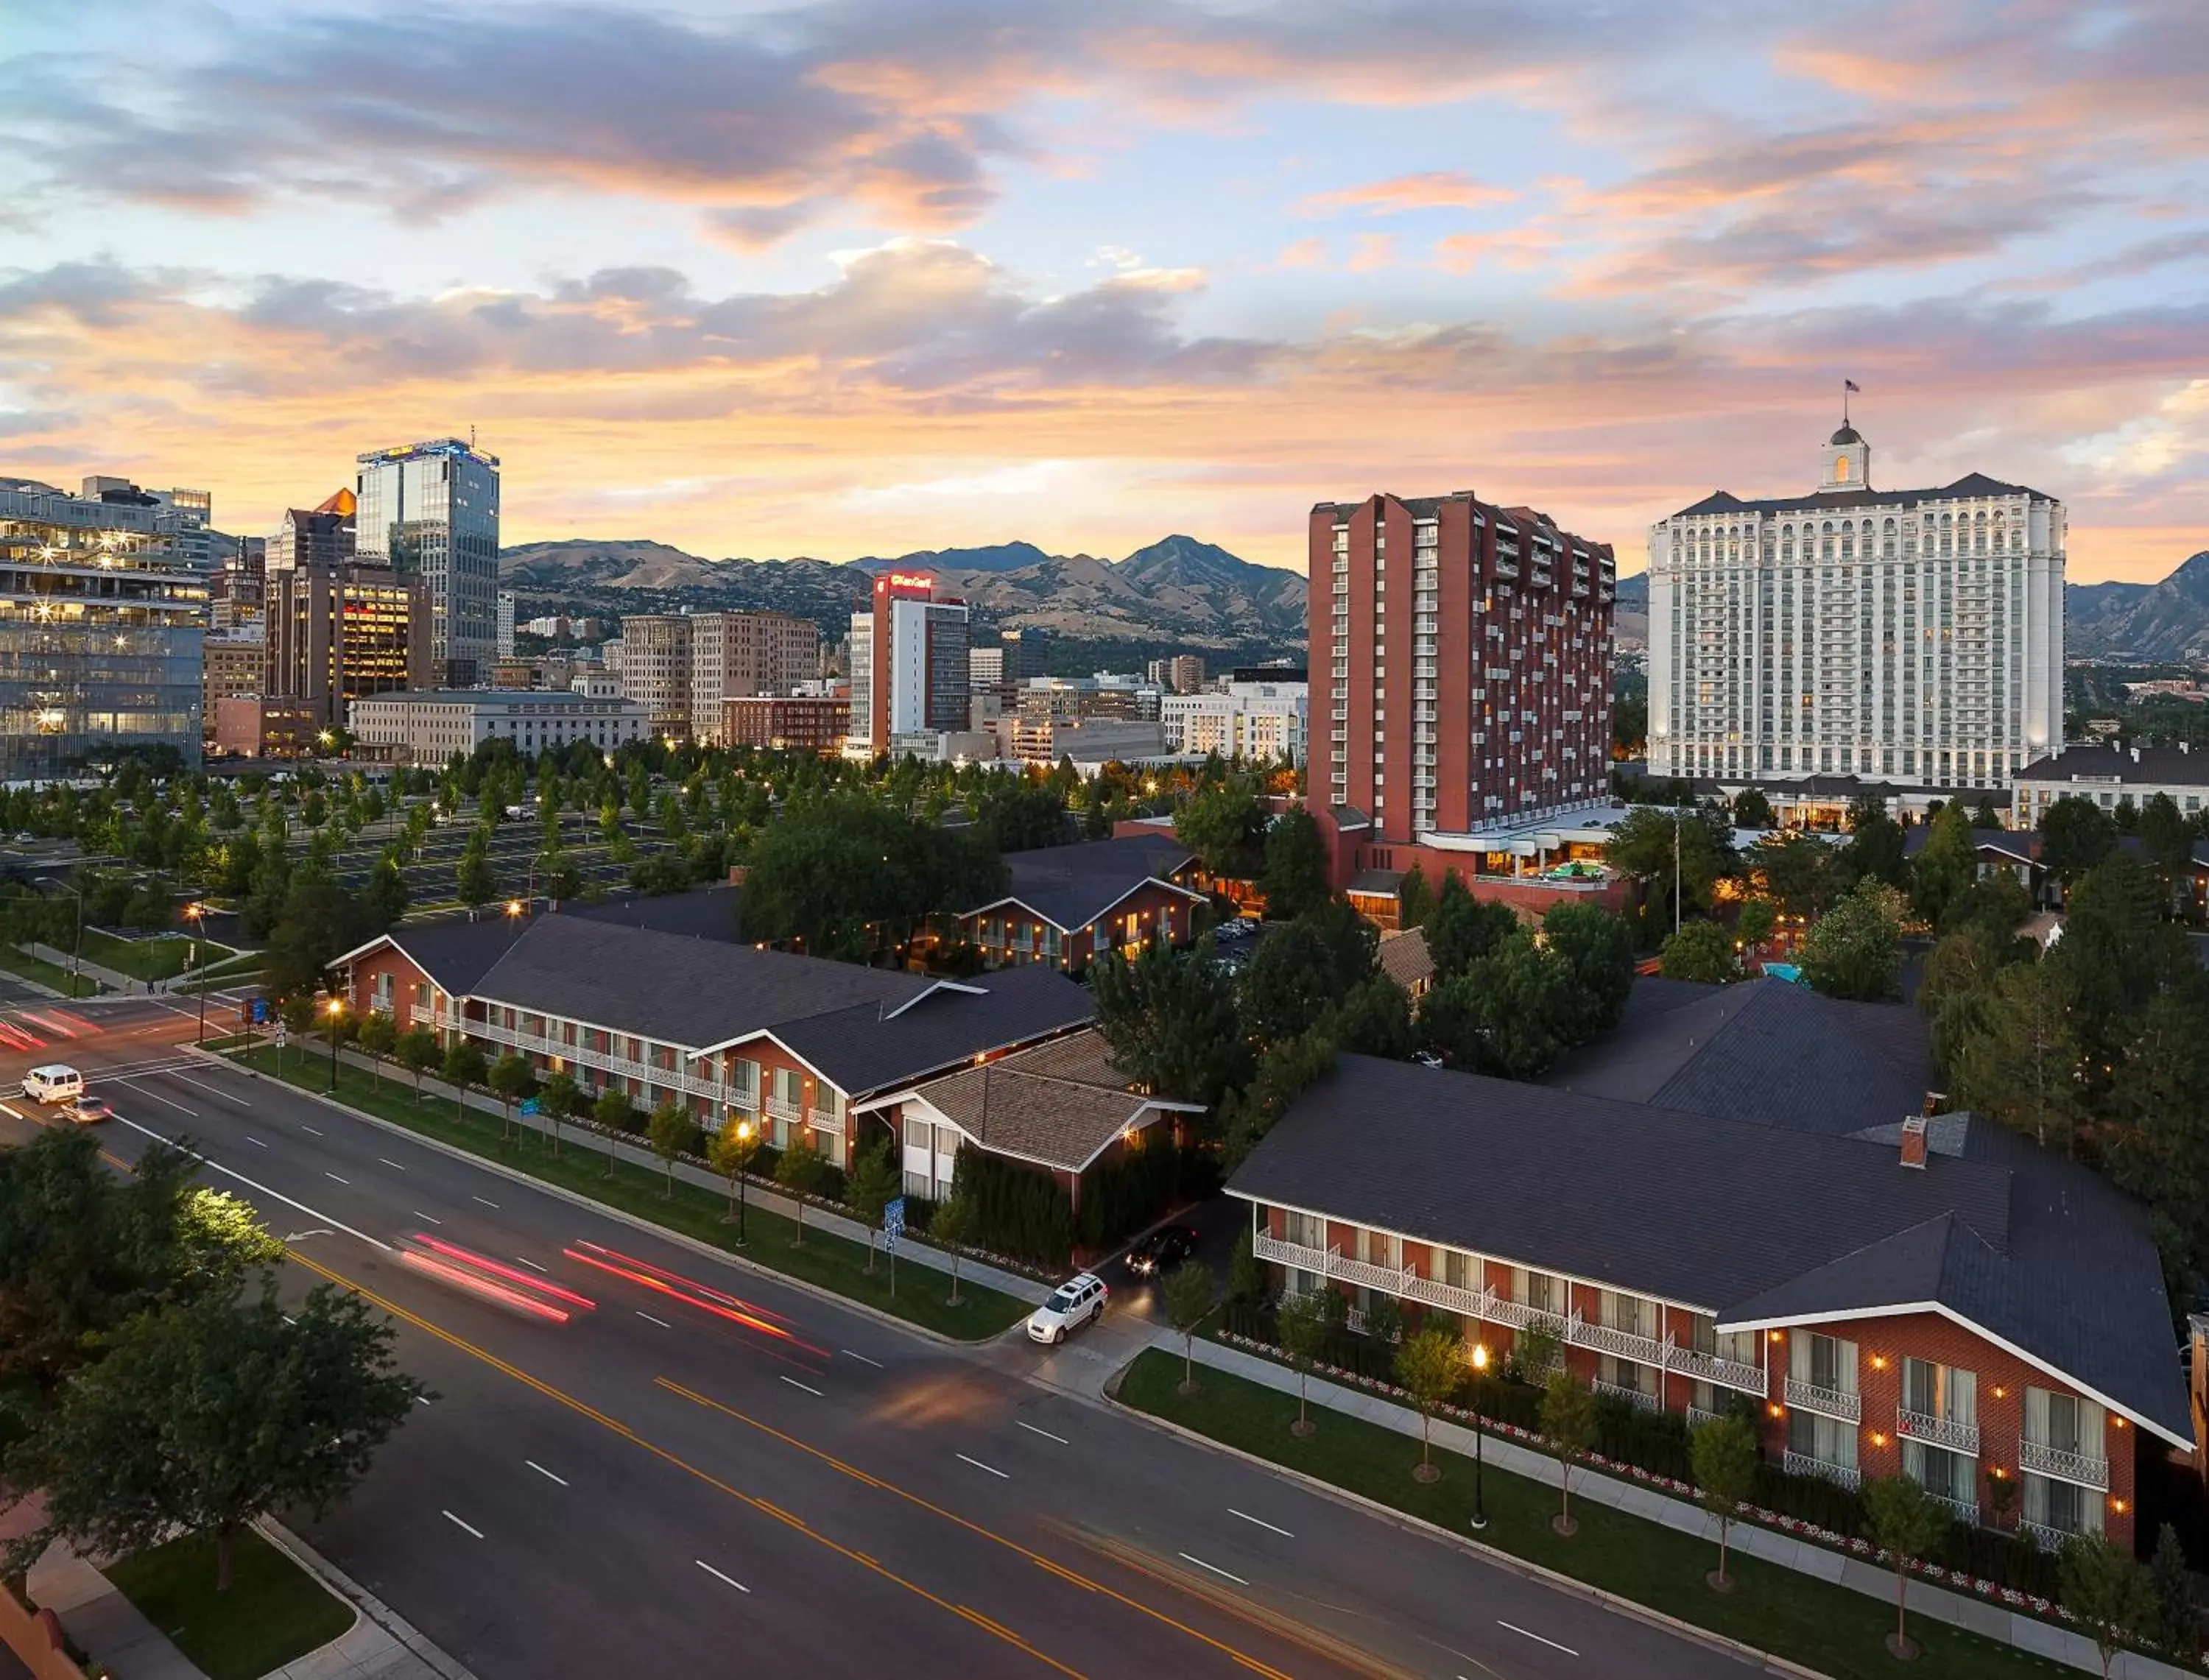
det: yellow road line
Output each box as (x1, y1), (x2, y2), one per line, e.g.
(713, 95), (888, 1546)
(286, 1249), (1085, 1680)
(659, 1376), (1308, 1680)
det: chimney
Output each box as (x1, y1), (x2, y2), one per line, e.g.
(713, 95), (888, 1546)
(1900, 1112), (1929, 1170)
(2132, 747), (2141, 764)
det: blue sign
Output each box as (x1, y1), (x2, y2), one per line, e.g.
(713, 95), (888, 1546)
(884, 1196), (906, 1254)
(249, 996), (269, 1025)
(520, 1097), (540, 1116)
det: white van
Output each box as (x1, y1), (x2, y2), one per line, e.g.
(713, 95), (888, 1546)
(24, 1065), (84, 1104)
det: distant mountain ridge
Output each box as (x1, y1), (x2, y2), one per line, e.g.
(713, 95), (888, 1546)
(500, 532), (1309, 653)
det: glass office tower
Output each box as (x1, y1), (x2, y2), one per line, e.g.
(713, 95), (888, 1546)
(354, 438), (501, 685)
(0, 482), (208, 777)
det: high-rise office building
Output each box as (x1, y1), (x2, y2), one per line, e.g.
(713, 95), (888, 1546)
(0, 479), (207, 775)
(618, 614), (694, 736)
(354, 438), (500, 685)
(497, 590), (517, 660)
(264, 488), (430, 728)
(1647, 420), (2065, 791)
(689, 612), (820, 744)
(1308, 490), (1614, 880)
(846, 572), (970, 755)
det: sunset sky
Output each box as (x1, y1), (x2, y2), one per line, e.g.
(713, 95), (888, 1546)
(1, 0), (2202, 580)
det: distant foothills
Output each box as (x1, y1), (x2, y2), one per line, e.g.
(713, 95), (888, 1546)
(501, 529), (2209, 668)
(499, 533), (1306, 666)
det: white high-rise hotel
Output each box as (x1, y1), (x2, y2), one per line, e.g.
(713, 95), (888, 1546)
(1648, 420), (2064, 792)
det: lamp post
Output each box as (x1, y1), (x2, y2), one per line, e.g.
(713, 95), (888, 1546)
(1469, 1343), (1490, 1531)
(325, 995), (344, 1093)
(736, 1118), (754, 1246)
(184, 901), (208, 1045)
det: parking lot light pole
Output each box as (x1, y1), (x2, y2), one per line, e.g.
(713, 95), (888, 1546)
(325, 996), (344, 1093)
(1469, 1343), (1490, 1531)
(184, 901), (208, 1045)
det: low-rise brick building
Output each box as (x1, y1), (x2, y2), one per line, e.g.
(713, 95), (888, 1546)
(953, 834), (1206, 973)
(1229, 978), (2188, 1549)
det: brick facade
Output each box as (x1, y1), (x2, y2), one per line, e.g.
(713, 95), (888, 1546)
(958, 879), (1199, 973)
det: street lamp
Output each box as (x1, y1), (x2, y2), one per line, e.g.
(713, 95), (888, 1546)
(1469, 1343), (1490, 1531)
(505, 898), (524, 920)
(183, 901), (208, 1045)
(735, 1118), (755, 1246)
(325, 995), (344, 1093)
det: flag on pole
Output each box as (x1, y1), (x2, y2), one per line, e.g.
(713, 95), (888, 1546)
(1845, 379), (1861, 392)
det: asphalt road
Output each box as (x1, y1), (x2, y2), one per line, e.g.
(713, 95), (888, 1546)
(0, 998), (1755, 1680)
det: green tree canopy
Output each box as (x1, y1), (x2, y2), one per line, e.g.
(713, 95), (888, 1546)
(1835, 794), (1909, 891)
(739, 790), (1003, 960)
(1745, 831), (1835, 921)
(1420, 935), (1577, 1079)
(845, 1137), (901, 1272)
(1660, 918), (1738, 983)
(1604, 806), (1735, 932)
(973, 780), (1069, 854)
(1423, 872), (1521, 981)
(2040, 794), (2118, 885)
(1173, 785), (1266, 877)
(1091, 938), (1252, 1107)
(1258, 808), (1331, 920)
(5, 1279), (419, 1590)
(1798, 880), (1905, 1001)
(1540, 901), (1635, 1041)
(1240, 900), (1376, 1045)
(1910, 801), (1979, 925)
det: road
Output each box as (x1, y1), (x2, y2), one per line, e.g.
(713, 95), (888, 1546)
(1, 995), (1754, 1680)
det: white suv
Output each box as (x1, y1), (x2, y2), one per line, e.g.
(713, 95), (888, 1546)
(1026, 1274), (1107, 1344)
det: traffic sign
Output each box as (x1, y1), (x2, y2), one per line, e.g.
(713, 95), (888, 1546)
(883, 1196), (905, 1254)
(250, 996), (269, 1025)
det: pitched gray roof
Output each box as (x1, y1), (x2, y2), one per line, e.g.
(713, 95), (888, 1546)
(382, 916), (536, 995)
(772, 963), (1093, 1095)
(1228, 1054), (2188, 1444)
(1671, 471), (2050, 518)
(2018, 744), (2209, 788)
(904, 1027), (1180, 1173)
(971, 834), (1198, 932)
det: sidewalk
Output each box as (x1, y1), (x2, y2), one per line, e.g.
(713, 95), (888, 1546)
(1175, 1333), (2194, 1680)
(21, 943), (133, 996)
(228, 1040), (1053, 1307)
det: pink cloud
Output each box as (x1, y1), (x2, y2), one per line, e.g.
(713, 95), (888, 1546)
(1296, 169), (1516, 217)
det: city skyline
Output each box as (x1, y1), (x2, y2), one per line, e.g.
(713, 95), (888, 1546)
(0, 0), (2201, 582)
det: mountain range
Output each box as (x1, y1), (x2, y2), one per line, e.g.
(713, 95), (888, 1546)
(500, 533), (1308, 654)
(2065, 552), (2209, 662)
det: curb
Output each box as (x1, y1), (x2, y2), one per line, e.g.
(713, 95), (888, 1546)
(1101, 1378), (1831, 1680)
(195, 1046), (1024, 1352)
(254, 1518), (478, 1680)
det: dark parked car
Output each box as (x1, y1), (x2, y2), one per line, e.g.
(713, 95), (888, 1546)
(1124, 1224), (1199, 1279)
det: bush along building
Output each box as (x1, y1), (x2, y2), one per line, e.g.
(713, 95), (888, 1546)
(335, 909), (1196, 1263)
(1227, 978), (2189, 1551)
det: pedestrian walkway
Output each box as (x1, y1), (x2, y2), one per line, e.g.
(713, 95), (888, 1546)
(226, 1041), (1053, 1307)
(1170, 1334), (2192, 1680)
(19, 942), (131, 995)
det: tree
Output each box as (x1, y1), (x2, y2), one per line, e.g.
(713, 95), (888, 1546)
(440, 1040), (487, 1120)
(1538, 1369), (1598, 1536)
(1731, 788), (1773, 830)
(1332, 975), (1415, 1059)
(2140, 792), (2195, 912)
(775, 1139), (831, 1245)
(647, 1099), (692, 1198)
(1091, 938), (1250, 1107)
(1275, 1289), (1329, 1437)
(1604, 806), (1734, 933)
(707, 1115), (759, 1223)
(1660, 918), (1738, 982)
(1420, 936), (1576, 1079)
(2040, 794), (2118, 886)
(1747, 830), (1834, 922)
(931, 1185), (977, 1307)
(456, 828), (498, 914)
(1174, 785), (1265, 878)
(591, 1088), (636, 1179)
(1258, 808), (1330, 920)
(1862, 1472), (1951, 1660)
(739, 791), (1002, 960)
(1950, 959), (2086, 1151)
(0, 1129), (279, 1400)
(1689, 1412), (1758, 1592)
(1394, 1328), (1460, 1483)
(487, 1051), (535, 1144)
(6, 1279), (418, 1592)
(1227, 1224), (1266, 1305)
(1735, 897), (1777, 950)
(1163, 1261), (1215, 1396)
(395, 1026), (440, 1096)
(1398, 864), (1434, 930)
(1423, 872), (1521, 980)
(1797, 880), (1904, 1000)
(1541, 901), (1635, 1042)
(2054, 855), (2193, 1076)
(846, 1137), (900, 1273)
(1911, 800), (1979, 926)
(538, 1072), (578, 1160)
(2060, 1532), (2157, 1680)
(973, 780), (1069, 854)
(1241, 900), (1376, 1045)
(360, 855), (410, 934)
(263, 879), (373, 1003)
(1836, 794), (1908, 891)
(1220, 1025), (1338, 1168)
(355, 1010), (398, 1090)
(2147, 1522), (2198, 1659)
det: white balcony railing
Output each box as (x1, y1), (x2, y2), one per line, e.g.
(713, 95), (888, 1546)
(1593, 1379), (1661, 1413)
(2018, 1440), (2109, 1491)
(1577, 1316), (1667, 1367)
(1925, 1490), (1980, 1526)
(1897, 1408), (1980, 1457)
(1670, 1346), (1768, 1394)
(1783, 1379), (1862, 1424)
(1685, 1405), (1727, 1432)
(2020, 1518), (2086, 1552)
(434, 1010), (772, 1118)
(1783, 1451), (1861, 1491)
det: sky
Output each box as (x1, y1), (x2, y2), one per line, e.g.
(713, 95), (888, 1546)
(0, 0), (2202, 581)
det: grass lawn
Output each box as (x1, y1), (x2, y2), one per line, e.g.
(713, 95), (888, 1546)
(0, 944), (102, 998)
(104, 1528), (353, 1680)
(177, 945), (261, 981)
(1117, 1350), (2074, 1680)
(77, 928), (234, 982)
(232, 1045), (1032, 1341)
